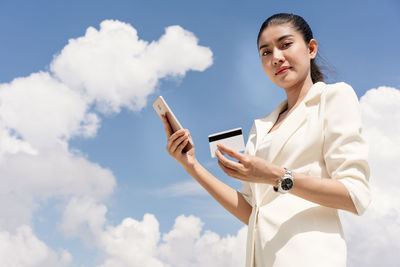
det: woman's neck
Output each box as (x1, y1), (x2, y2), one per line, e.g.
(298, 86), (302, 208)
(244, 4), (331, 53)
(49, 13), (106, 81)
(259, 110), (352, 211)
(284, 76), (314, 113)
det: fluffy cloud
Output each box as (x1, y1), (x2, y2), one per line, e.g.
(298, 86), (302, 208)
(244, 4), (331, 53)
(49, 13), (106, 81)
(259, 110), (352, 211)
(157, 215), (246, 267)
(50, 20), (213, 114)
(339, 85), (400, 267)
(61, 197), (107, 244)
(0, 149), (115, 232)
(0, 225), (71, 267)
(100, 214), (246, 267)
(0, 19), (213, 266)
(0, 72), (99, 150)
(59, 198), (246, 267)
(100, 214), (164, 267)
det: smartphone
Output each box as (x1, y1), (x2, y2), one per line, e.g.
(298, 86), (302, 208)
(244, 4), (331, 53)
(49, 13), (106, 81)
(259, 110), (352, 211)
(153, 96), (193, 153)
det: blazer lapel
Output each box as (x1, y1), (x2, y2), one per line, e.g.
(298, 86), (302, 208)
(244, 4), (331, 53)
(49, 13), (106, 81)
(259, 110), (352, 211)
(254, 99), (288, 153)
(268, 101), (309, 163)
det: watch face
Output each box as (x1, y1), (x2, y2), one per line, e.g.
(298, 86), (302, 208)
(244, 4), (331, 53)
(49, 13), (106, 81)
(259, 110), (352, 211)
(281, 178), (293, 191)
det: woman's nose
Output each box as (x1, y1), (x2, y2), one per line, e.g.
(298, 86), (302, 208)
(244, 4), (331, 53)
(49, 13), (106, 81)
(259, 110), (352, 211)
(272, 48), (284, 65)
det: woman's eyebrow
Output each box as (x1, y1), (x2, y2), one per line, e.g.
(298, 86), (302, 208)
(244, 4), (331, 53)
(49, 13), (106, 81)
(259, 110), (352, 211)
(259, 34), (294, 50)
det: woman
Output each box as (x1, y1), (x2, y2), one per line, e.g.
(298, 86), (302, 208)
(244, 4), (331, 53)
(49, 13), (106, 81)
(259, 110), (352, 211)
(161, 13), (370, 267)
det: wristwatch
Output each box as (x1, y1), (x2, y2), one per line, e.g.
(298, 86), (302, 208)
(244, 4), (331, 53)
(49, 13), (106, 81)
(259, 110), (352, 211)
(273, 167), (294, 193)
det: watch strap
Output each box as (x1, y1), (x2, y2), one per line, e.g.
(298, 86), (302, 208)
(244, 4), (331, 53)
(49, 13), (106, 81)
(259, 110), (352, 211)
(273, 167), (293, 193)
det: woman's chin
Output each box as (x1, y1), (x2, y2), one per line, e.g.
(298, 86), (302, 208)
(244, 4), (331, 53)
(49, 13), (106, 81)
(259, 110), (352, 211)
(275, 78), (296, 89)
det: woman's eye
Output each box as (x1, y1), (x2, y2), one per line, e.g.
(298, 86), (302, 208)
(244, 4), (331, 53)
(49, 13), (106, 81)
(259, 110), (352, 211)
(262, 51), (270, 56)
(283, 42), (293, 48)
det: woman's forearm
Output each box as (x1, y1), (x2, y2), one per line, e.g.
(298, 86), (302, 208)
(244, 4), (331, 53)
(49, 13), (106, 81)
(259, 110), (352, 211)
(185, 160), (253, 225)
(282, 169), (358, 214)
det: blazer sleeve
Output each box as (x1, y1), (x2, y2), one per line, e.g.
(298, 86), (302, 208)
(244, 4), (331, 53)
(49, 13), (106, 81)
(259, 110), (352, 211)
(241, 181), (252, 206)
(322, 82), (371, 216)
(240, 122), (257, 206)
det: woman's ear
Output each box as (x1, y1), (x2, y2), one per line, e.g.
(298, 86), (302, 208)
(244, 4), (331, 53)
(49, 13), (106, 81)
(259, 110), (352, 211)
(308, 39), (318, 59)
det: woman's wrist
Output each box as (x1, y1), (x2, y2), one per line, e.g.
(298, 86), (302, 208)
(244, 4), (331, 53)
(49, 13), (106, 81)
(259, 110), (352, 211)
(271, 165), (285, 187)
(183, 158), (200, 174)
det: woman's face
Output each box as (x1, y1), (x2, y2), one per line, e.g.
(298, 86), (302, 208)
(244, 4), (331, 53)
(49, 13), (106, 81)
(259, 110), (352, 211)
(258, 23), (317, 89)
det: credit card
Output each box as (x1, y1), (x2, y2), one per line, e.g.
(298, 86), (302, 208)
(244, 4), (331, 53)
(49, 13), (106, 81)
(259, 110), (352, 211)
(208, 128), (245, 158)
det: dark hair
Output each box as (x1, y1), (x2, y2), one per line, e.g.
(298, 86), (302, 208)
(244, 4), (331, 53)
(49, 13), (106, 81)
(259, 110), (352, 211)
(257, 13), (324, 83)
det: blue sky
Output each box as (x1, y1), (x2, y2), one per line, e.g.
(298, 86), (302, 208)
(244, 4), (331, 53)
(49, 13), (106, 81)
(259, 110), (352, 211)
(0, 0), (399, 266)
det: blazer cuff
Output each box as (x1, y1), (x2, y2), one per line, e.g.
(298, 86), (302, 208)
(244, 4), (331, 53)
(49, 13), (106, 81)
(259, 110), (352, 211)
(338, 178), (371, 216)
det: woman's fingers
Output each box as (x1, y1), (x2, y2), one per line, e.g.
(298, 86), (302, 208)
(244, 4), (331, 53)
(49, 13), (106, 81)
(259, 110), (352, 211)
(170, 132), (188, 154)
(166, 129), (187, 154)
(176, 136), (189, 153)
(217, 144), (245, 162)
(217, 160), (246, 180)
(218, 160), (235, 175)
(215, 149), (246, 172)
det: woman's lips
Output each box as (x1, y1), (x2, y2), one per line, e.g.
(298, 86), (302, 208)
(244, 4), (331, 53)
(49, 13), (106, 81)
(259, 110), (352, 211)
(275, 67), (291, 75)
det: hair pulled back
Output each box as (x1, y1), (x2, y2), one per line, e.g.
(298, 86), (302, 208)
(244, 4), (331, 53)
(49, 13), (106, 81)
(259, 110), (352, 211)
(257, 13), (324, 83)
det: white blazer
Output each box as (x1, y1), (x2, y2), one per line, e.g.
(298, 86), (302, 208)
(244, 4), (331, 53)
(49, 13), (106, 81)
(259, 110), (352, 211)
(241, 81), (371, 267)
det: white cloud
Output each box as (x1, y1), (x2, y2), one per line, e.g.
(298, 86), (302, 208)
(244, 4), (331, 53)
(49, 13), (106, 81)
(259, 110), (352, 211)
(0, 120), (38, 159)
(0, 71), (98, 151)
(99, 214), (164, 267)
(0, 149), (115, 232)
(61, 197), (107, 244)
(59, 199), (246, 267)
(100, 214), (246, 267)
(157, 215), (247, 267)
(50, 20), (213, 114)
(0, 225), (72, 267)
(339, 85), (400, 267)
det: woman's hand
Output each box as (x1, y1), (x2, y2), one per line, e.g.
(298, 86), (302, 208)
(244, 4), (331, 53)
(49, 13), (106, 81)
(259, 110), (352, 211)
(161, 114), (197, 170)
(215, 143), (283, 185)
